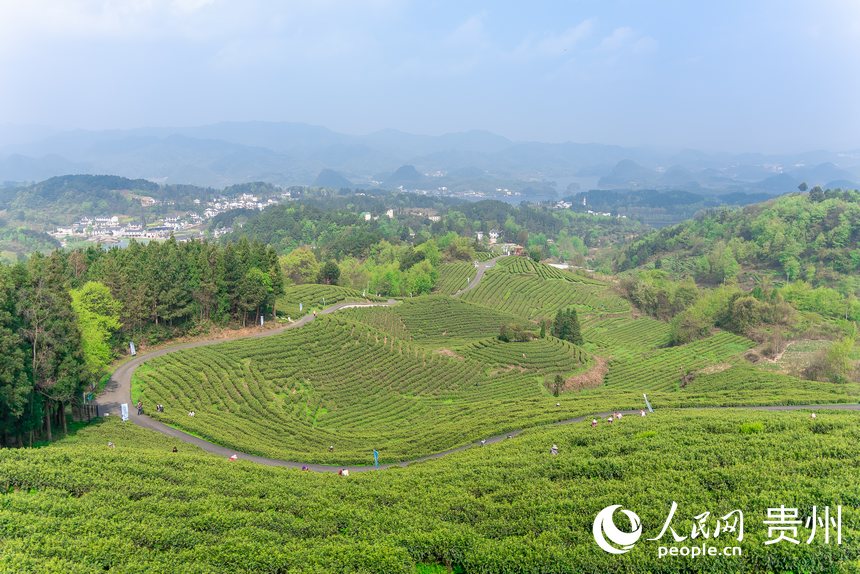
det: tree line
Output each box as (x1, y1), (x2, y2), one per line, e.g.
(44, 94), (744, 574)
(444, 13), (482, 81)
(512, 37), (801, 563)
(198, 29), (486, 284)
(0, 237), (283, 446)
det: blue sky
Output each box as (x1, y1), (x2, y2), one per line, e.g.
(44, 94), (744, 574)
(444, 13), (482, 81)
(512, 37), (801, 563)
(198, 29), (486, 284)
(1, 0), (858, 152)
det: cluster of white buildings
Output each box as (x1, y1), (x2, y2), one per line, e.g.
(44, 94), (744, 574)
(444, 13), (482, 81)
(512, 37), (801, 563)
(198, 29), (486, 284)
(202, 193), (278, 219)
(51, 213), (204, 242)
(475, 230), (501, 244)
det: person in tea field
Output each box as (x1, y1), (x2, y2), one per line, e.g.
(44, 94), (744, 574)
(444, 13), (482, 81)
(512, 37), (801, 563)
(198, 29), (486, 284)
(591, 418), (598, 428)
(640, 409), (646, 417)
(550, 444), (559, 456)
(136, 401), (143, 415)
(172, 446), (178, 453)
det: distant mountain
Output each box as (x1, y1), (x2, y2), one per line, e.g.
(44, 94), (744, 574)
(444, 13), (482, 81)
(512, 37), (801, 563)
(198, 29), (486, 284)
(385, 165), (424, 186)
(598, 160), (657, 188)
(0, 121), (857, 195)
(788, 162), (856, 186)
(753, 173), (799, 194)
(313, 169), (353, 188)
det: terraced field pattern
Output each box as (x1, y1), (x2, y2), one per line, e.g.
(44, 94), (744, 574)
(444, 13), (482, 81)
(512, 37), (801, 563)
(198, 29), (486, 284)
(461, 257), (630, 319)
(135, 256), (860, 464)
(276, 283), (377, 319)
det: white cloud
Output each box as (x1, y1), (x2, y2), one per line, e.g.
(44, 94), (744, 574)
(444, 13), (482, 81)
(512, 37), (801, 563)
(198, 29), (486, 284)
(598, 26), (656, 55)
(512, 19), (594, 60)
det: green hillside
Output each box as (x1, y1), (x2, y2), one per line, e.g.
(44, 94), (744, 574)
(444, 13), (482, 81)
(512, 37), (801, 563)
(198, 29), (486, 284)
(341, 296), (528, 346)
(2, 409), (858, 572)
(619, 189), (860, 285)
(134, 315), (593, 463)
(461, 257), (629, 320)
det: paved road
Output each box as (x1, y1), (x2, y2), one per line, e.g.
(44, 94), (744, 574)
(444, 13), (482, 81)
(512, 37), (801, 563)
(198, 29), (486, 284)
(453, 256), (501, 297)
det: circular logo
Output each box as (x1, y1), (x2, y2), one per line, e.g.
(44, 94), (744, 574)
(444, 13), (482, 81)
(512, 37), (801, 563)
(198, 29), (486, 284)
(593, 505), (642, 554)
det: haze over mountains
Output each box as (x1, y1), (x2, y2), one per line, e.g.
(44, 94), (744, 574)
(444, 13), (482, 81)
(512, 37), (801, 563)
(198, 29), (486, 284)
(1, 121), (858, 196)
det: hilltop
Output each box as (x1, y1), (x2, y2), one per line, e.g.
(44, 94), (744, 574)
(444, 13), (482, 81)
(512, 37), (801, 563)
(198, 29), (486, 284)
(618, 188), (860, 286)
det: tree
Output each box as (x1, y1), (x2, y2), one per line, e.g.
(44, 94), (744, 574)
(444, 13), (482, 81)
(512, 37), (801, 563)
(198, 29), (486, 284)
(16, 256), (87, 439)
(805, 337), (855, 383)
(237, 267), (271, 326)
(317, 261), (341, 285)
(0, 267), (30, 445)
(280, 247), (320, 284)
(551, 374), (564, 397)
(70, 281), (122, 376)
(551, 308), (583, 345)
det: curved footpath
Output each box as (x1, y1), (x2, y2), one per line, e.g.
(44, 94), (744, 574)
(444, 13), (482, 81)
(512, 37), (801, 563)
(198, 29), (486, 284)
(97, 257), (859, 472)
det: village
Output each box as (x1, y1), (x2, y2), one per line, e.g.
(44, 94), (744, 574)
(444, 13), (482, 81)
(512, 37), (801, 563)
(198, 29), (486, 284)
(49, 192), (280, 246)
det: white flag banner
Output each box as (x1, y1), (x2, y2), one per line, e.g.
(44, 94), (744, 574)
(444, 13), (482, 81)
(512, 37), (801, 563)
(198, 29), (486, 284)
(121, 403), (129, 422)
(129, 341), (136, 356)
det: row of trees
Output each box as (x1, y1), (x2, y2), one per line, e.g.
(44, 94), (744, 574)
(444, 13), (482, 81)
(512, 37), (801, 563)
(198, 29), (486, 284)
(0, 236), (285, 446)
(280, 238), (464, 297)
(0, 257), (87, 446)
(79, 237), (283, 333)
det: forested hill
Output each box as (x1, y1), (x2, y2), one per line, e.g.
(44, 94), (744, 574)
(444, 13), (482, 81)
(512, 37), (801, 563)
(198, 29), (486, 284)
(617, 188), (860, 286)
(0, 175), (157, 209)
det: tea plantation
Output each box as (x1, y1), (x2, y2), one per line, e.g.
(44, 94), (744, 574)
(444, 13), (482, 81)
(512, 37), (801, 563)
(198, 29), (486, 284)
(1, 409), (858, 572)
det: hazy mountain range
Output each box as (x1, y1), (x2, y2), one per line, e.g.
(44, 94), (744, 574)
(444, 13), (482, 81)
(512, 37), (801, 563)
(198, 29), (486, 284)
(1, 122), (858, 195)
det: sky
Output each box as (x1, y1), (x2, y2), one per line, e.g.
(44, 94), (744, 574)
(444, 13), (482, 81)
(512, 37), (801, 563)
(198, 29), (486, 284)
(0, 0), (859, 153)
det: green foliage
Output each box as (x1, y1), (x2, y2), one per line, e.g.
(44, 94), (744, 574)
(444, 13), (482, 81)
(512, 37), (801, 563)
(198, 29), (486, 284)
(739, 421), (764, 434)
(433, 262), (474, 295)
(133, 315), (583, 463)
(317, 260), (341, 285)
(497, 323), (534, 342)
(604, 332), (754, 392)
(620, 269), (698, 321)
(276, 283), (374, 319)
(462, 257), (628, 321)
(280, 246), (320, 284)
(551, 307), (583, 345)
(343, 296), (526, 347)
(2, 410), (859, 572)
(619, 189), (860, 284)
(805, 337), (857, 383)
(70, 281), (122, 375)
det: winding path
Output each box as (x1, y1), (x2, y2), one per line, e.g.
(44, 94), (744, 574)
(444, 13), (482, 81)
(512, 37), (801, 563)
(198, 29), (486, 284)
(453, 256), (500, 297)
(97, 260), (859, 473)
